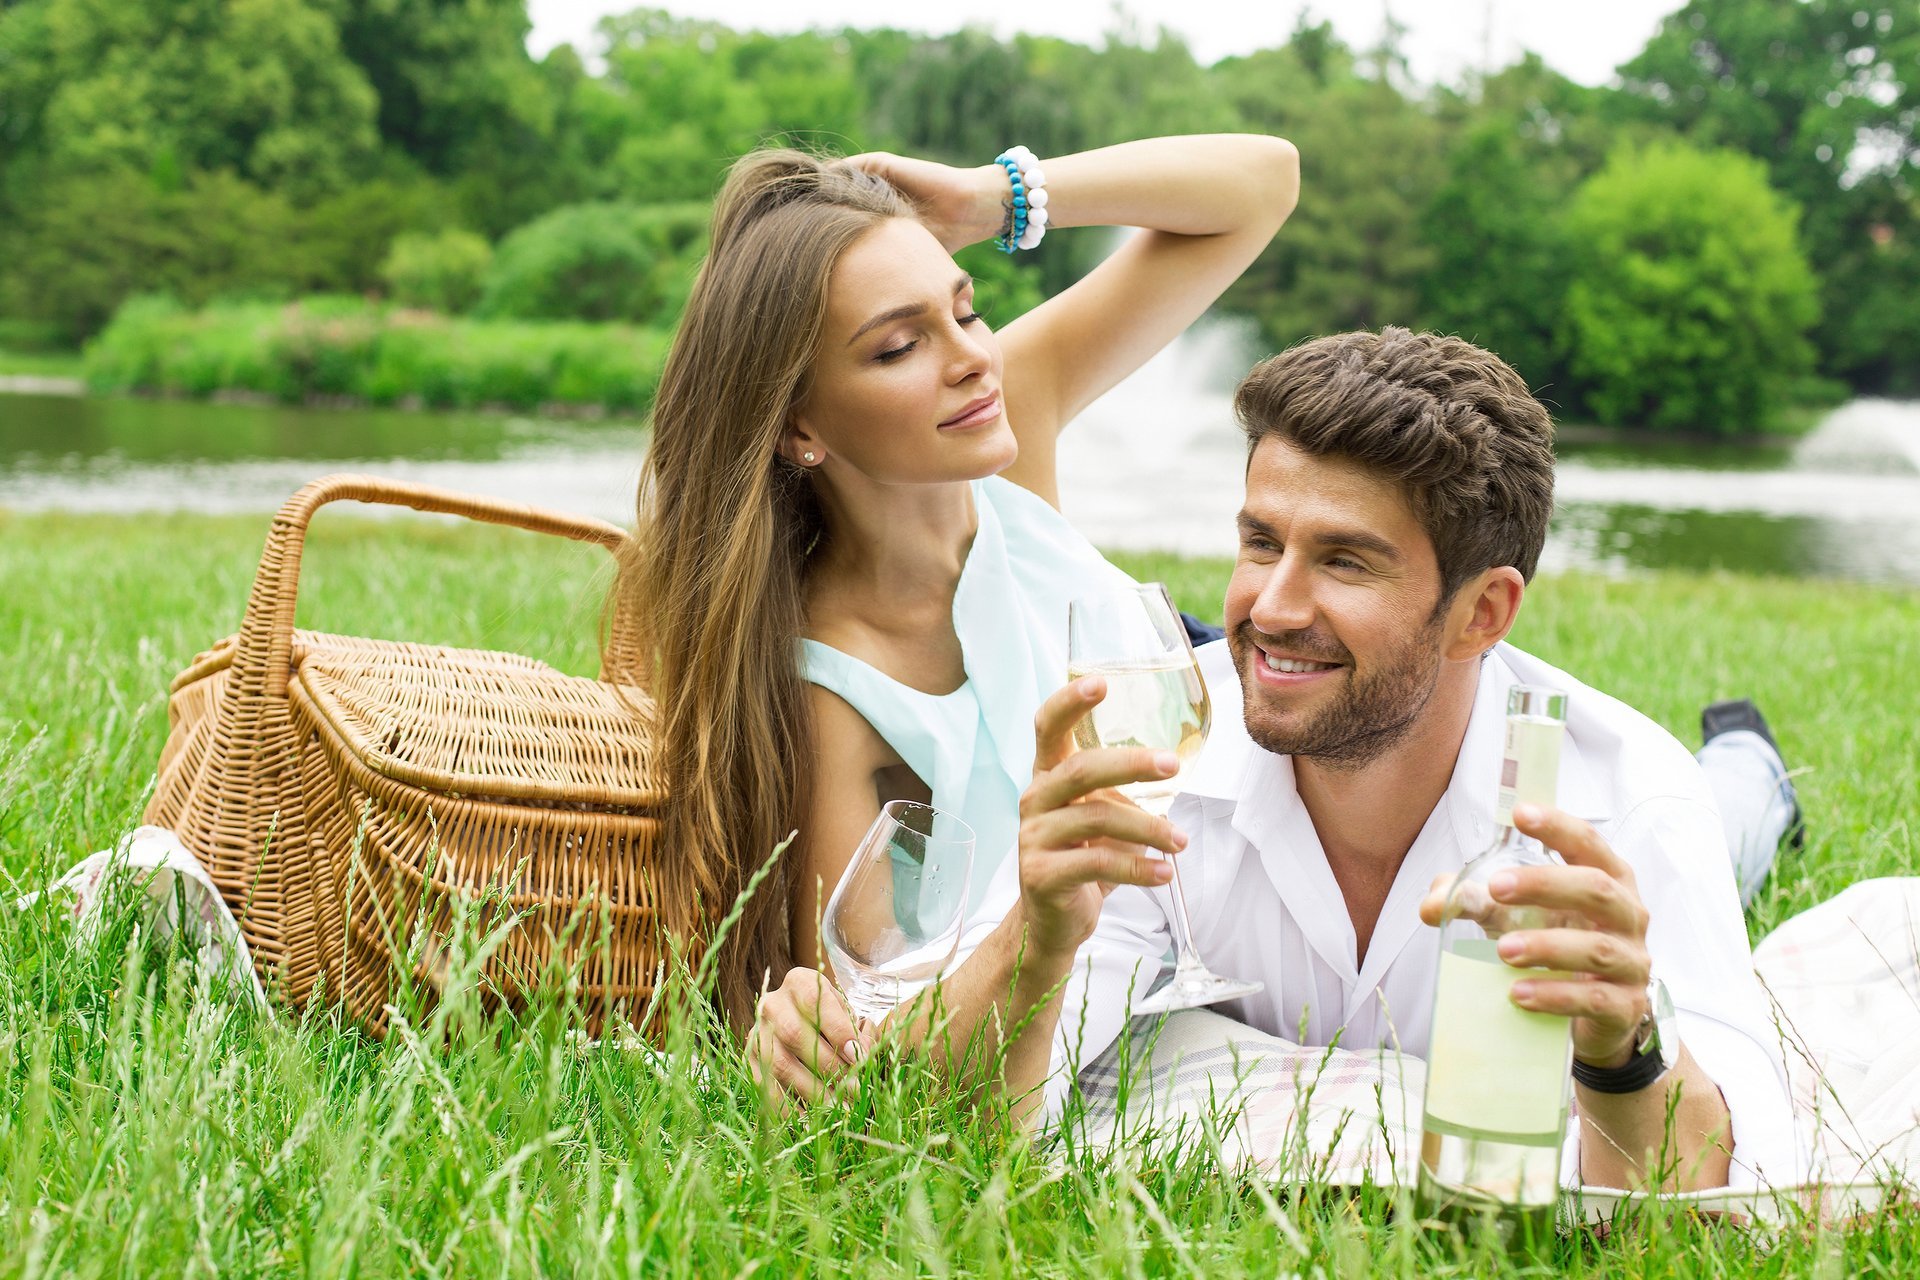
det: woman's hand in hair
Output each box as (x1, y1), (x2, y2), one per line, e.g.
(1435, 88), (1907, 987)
(748, 966), (875, 1112)
(838, 152), (1007, 254)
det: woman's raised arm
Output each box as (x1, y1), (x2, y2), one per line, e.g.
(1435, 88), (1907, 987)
(997, 135), (1300, 500)
(848, 134), (1299, 506)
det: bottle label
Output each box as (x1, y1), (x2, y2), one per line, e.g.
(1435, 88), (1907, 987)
(1422, 938), (1571, 1142)
(1495, 714), (1562, 826)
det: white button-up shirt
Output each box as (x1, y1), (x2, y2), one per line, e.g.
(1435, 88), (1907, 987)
(964, 638), (1798, 1188)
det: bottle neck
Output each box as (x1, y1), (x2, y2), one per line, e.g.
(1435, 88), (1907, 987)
(1495, 711), (1564, 827)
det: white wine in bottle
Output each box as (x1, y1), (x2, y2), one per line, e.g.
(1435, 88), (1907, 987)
(1416, 683), (1572, 1243)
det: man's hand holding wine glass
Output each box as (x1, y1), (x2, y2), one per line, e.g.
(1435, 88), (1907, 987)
(1012, 674), (1187, 959)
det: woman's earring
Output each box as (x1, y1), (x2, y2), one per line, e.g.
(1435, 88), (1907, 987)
(803, 451), (817, 464)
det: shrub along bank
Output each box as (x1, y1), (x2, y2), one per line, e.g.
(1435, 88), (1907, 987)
(84, 296), (670, 413)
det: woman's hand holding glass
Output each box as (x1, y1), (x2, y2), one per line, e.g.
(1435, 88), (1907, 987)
(748, 965), (873, 1114)
(751, 800), (973, 1112)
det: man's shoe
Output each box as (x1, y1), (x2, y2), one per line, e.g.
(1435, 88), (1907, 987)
(1701, 699), (1805, 851)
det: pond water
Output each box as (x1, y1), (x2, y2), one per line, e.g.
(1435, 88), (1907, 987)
(4, 321), (1919, 588)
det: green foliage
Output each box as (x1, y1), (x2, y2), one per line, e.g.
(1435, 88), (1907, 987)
(591, 13), (867, 202)
(478, 202), (707, 326)
(0, 345), (85, 377)
(1224, 71), (1446, 347)
(381, 228), (494, 314)
(84, 296), (668, 412)
(1614, 0), (1920, 393)
(0, 171), (300, 344)
(1417, 57), (1634, 397)
(290, 175), (464, 294)
(1558, 142), (1820, 433)
(0, 0), (381, 202)
(0, 168), (452, 343)
(0, 2), (1911, 410)
(1418, 122), (1568, 393)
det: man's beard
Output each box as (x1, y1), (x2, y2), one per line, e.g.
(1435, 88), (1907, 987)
(1229, 617), (1444, 769)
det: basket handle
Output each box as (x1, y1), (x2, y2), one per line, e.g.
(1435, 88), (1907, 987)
(232, 473), (639, 700)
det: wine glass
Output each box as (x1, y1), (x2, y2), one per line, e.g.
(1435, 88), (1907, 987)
(1067, 583), (1263, 1014)
(822, 801), (976, 1026)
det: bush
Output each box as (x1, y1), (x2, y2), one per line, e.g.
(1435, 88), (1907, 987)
(1557, 142), (1820, 434)
(0, 169), (458, 345)
(85, 295), (669, 412)
(478, 202), (708, 325)
(381, 229), (494, 314)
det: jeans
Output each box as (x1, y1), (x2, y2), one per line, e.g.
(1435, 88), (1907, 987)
(1697, 729), (1798, 907)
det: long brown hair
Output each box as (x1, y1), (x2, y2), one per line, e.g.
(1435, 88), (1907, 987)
(606, 149), (913, 1030)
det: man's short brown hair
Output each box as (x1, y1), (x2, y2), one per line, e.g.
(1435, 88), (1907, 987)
(1233, 327), (1556, 604)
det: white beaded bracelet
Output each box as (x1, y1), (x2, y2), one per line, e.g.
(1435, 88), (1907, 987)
(994, 145), (1050, 253)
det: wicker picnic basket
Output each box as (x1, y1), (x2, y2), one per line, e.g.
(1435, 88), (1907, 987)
(144, 474), (666, 1035)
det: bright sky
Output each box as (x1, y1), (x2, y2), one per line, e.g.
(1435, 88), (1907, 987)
(528, 0), (1688, 88)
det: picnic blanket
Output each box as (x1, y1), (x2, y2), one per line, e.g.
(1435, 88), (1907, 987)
(1066, 878), (1920, 1225)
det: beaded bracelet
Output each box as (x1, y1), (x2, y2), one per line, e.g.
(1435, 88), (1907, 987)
(993, 146), (1049, 254)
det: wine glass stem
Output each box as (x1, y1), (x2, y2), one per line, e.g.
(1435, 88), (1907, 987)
(1162, 854), (1209, 974)
(1142, 798), (1208, 975)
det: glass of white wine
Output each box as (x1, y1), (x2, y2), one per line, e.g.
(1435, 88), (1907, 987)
(822, 801), (976, 1025)
(1067, 583), (1263, 1014)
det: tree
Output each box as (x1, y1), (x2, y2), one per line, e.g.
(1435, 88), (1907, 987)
(1613, 0), (1920, 391)
(592, 12), (867, 203)
(1214, 26), (1446, 347)
(0, 170), (300, 341)
(1557, 142), (1820, 433)
(1418, 57), (1630, 399)
(3, 0), (380, 201)
(1418, 121), (1568, 395)
(332, 0), (571, 236)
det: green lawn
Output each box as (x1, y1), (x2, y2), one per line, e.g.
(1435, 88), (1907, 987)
(1, 509), (1916, 1275)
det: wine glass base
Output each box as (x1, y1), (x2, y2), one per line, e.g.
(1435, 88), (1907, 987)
(1129, 970), (1265, 1015)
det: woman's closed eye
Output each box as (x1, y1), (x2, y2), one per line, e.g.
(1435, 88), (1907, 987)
(874, 311), (984, 363)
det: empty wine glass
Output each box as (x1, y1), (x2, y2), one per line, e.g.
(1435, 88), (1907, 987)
(1068, 583), (1263, 1014)
(822, 800), (976, 1026)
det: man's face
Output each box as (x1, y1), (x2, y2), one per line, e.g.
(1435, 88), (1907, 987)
(1224, 437), (1451, 767)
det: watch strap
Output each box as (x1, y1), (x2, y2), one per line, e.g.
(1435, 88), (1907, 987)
(1571, 1042), (1668, 1094)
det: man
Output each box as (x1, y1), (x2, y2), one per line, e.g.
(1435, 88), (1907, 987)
(761, 328), (1797, 1192)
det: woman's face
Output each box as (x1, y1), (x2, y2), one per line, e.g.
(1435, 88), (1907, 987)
(788, 217), (1017, 485)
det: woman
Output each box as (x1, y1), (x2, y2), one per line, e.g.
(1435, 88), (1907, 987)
(607, 135), (1300, 1096)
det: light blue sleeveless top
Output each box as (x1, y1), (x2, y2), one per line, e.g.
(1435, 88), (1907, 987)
(798, 476), (1137, 910)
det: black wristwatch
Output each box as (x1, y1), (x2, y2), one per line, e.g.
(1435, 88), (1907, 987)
(1572, 973), (1678, 1094)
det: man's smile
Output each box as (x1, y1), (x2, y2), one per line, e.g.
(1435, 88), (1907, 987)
(1247, 637), (1347, 689)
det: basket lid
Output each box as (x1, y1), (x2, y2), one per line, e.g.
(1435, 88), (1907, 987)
(292, 644), (666, 811)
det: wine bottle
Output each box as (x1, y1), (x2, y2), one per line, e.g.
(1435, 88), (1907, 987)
(1416, 683), (1572, 1242)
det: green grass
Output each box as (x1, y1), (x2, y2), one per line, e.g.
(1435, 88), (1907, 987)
(1, 510), (1917, 1275)
(81, 296), (670, 413)
(0, 347), (86, 379)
